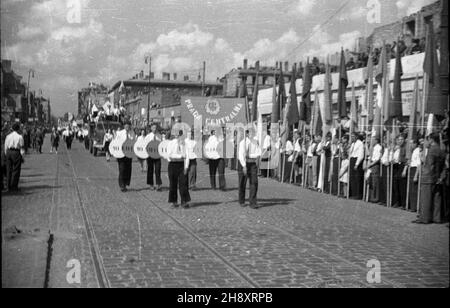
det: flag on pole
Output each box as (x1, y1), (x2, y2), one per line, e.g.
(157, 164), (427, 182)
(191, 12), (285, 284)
(271, 74), (279, 124)
(337, 48), (348, 119)
(287, 66), (300, 126)
(389, 38), (404, 125)
(365, 51), (375, 124)
(323, 56), (333, 124)
(423, 22), (446, 119)
(312, 90), (322, 137)
(350, 82), (358, 132)
(251, 74), (259, 123)
(406, 75), (420, 159)
(300, 58), (311, 123)
(277, 66), (286, 117)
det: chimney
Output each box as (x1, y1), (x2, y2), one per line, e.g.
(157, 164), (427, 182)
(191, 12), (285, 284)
(284, 61), (288, 72)
(184, 75), (189, 81)
(162, 72), (170, 80)
(275, 61), (279, 69)
(243, 59), (248, 70)
(139, 70), (144, 79)
(255, 61), (260, 71)
(197, 74), (201, 81)
(150, 72), (155, 79)
(173, 73), (177, 80)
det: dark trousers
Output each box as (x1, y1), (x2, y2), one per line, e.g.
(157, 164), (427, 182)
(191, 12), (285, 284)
(379, 165), (389, 205)
(369, 165), (380, 203)
(147, 157), (162, 186)
(238, 162), (258, 205)
(330, 157), (339, 195)
(419, 183), (443, 223)
(407, 167), (418, 211)
(117, 157), (132, 189)
(188, 159), (197, 189)
(6, 150), (22, 190)
(168, 161), (190, 204)
(66, 137), (73, 150)
(84, 138), (89, 150)
(282, 155), (293, 183)
(323, 156), (331, 193)
(392, 163), (407, 208)
(349, 158), (363, 199)
(209, 158), (226, 189)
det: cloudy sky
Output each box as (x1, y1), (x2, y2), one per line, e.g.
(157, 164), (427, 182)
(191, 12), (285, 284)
(1, 0), (435, 116)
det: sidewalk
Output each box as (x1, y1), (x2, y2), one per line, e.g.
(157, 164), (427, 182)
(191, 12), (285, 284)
(2, 138), (58, 287)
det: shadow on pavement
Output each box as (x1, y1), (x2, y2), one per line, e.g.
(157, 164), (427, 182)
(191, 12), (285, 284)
(189, 201), (226, 208)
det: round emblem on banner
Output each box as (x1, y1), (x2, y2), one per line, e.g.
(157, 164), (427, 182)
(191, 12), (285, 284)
(122, 138), (135, 158)
(109, 138), (125, 159)
(158, 140), (170, 161)
(205, 99), (220, 115)
(147, 139), (161, 159)
(134, 138), (149, 159)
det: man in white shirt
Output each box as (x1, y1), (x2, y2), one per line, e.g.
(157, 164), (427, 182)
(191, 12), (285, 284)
(407, 138), (422, 212)
(349, 132), (365, 199)
(4, 123), (25, 192)
(238, 128), (262, 208)
(116, 121), (135, 192)
(146, 123), (163, 191)
(366, 137), (382, 203)
(167, 130), (190, 208)
(185, 130), (198, 190)
(207, 130), (226, 190)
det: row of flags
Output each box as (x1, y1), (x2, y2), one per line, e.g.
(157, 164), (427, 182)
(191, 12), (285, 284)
(244, 23), (445, 149)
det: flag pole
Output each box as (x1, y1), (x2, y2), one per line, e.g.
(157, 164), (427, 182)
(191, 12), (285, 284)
(338, 125), (342, 197)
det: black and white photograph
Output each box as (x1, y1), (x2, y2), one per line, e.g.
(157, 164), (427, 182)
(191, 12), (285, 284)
(1, 0), (448, 292)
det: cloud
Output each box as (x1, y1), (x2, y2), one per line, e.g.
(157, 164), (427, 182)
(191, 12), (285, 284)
(290, 0), (317, 16)
(338, 5), (367, 21)
(154, 23), (214, 51)
(17, 24), (44, 40)
(304, 30), (361, 58)
(395, 0), (435, 16)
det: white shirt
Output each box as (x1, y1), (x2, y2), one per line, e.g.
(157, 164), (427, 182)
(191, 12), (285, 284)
(185, 138), (198, 160)
(167, 138), (189, 169)
(115, 129), (135, 141)
(104, 133), (113, 142)
(307, 142), (316, 157)
(370, 144), (382, 163)
(207, 135), (222, 160)
(146, 132), (162, 142)
(381, 149), (391, 165)
(350, 139), (365, 166)
(393, 148), (401, 163)
(4, 131), (25, 156)
(136, 135), (145, 142)
(294, 139), (301, 152)
(410, 147), (421, 168)
(238, 136), (262, 168)
(282, 140), (294, 154)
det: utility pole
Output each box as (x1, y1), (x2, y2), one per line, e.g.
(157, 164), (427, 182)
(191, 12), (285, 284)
(202, 61), (206, 96)
(146, 55), (152, 126)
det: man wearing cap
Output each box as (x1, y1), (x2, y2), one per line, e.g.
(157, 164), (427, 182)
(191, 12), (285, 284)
(238, 127), (261, 209)
(4, 123), (25, 192)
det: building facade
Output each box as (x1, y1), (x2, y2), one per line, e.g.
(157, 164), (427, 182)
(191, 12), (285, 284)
(108, 73), (223, 128)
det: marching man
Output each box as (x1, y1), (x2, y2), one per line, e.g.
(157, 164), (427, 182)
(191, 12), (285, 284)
(238, 127), (262, 209)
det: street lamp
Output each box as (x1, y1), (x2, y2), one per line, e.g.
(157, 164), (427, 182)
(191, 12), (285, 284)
(145, 54), (151, 127)
(27, 69), (35, 123)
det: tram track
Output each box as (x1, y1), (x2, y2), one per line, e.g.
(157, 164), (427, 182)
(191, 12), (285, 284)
(65, 147), (110, 288)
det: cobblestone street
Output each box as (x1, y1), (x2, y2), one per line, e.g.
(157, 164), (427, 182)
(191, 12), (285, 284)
(2, 139), (448, 288)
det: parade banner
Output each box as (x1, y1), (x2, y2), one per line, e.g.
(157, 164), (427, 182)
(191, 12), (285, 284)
(180, 96), (247, 127)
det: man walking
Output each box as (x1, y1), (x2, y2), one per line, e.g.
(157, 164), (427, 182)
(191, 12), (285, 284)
(4, 123), (25, 192)
(186, 129), (198, 190)
(207, 129), (226, 190)
(238, 128), (261, 209)
(116, 121), (135, 192)
(146, 123), (162, 191)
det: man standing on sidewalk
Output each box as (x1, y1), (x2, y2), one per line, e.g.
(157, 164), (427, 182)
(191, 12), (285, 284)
(185, 129), (198, 190)
(4, 123), (25, 192)
(207, 129), (226, 190)
(238, 128), (261, 209)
